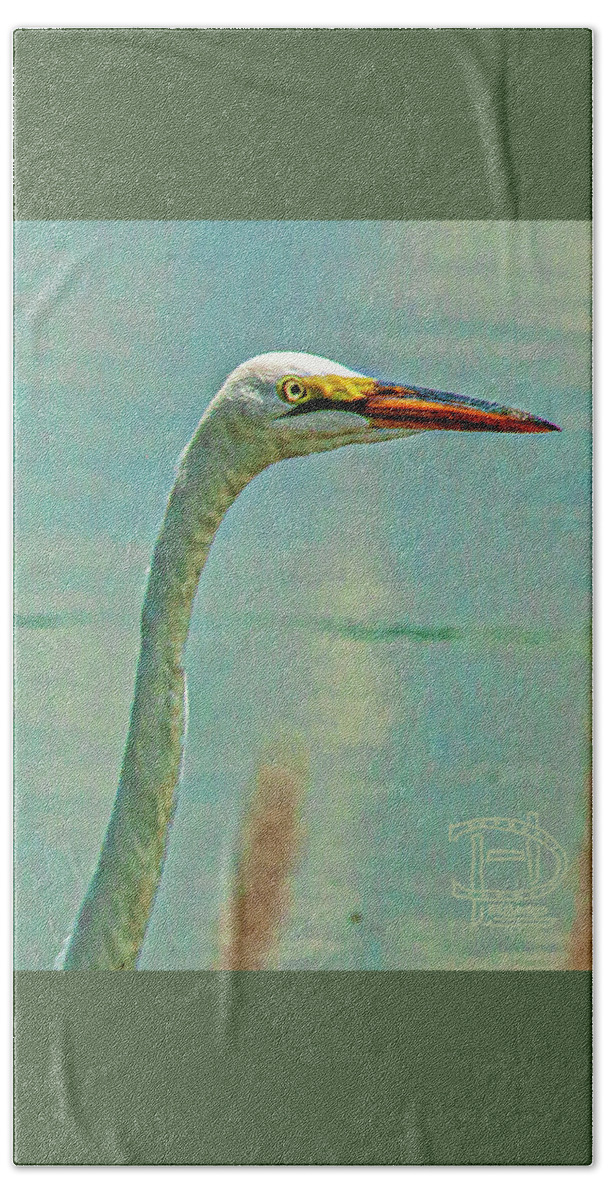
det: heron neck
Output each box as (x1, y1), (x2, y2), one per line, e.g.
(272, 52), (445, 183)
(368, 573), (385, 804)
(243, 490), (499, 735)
(142, 405), (270, 660)
(62, 405), (271, 970)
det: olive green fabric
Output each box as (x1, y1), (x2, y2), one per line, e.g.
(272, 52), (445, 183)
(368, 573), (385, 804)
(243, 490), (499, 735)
(14, 28), (591, 220)
(14, 971), (591, 1165)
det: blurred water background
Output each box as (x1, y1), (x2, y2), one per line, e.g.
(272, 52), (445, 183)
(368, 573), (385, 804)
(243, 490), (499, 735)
(14, 220), (591, 969)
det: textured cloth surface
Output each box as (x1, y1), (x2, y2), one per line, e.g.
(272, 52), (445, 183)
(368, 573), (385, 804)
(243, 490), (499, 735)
(13, 28), (592, 1164)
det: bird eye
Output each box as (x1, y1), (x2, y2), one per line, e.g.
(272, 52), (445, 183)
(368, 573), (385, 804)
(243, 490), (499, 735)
(282, 378), (307, 403)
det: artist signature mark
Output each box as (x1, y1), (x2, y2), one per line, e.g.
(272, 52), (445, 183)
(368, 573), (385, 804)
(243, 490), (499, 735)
(449, 812), (567, 927)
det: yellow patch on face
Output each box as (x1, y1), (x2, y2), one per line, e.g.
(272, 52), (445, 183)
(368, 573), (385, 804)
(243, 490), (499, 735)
(277, 374), (376, 406)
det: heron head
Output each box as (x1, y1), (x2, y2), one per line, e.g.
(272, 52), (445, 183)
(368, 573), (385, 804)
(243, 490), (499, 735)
(213, 352), (559, 460)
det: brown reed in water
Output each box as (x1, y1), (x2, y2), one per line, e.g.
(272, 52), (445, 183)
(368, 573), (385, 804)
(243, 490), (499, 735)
(565, 775), (592, 970)
(220, 748), (308, 970)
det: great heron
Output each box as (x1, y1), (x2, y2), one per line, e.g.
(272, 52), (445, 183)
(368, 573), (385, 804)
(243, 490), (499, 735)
(62, 352), (558, 969)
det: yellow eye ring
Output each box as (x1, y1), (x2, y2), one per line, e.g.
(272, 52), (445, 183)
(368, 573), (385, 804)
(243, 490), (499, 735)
(281, 377), (308, 403)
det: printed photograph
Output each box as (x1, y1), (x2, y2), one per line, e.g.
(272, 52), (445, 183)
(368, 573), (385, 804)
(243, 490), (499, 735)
(14, 219), (591, 971)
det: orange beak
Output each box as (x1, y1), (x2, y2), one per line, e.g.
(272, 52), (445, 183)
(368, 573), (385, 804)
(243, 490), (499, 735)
(360, 382), (560, 434)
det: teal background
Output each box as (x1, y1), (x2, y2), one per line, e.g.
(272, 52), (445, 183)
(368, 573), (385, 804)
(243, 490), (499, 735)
(14, 219), (591, 971)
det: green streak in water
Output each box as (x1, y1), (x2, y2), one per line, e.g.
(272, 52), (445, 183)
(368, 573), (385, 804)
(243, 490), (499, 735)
(229, 613), (589, 651)
(14, 612), (92, 630)
(317, 620), (461, 644)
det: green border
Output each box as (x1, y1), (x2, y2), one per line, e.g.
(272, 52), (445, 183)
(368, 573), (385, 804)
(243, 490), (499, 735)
(14, 971), (592, 1165)
(14, 28), (591, 220)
